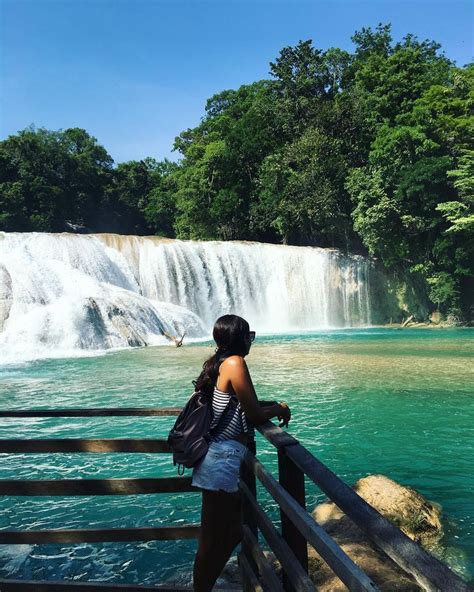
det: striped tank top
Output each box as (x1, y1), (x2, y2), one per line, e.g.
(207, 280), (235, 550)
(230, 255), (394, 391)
(209, 386), (255, 442)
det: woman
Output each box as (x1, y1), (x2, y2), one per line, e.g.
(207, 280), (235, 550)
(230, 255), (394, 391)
(191, 314), (291, 591)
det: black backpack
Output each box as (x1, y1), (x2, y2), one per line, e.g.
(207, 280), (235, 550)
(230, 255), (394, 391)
(167, 389), (240, 474)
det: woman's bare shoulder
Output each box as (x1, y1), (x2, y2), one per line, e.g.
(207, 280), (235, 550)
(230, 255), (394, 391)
(221, 355), (246, 371)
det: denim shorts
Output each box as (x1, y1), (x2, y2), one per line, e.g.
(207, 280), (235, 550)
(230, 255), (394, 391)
(191, 439), (248, 493)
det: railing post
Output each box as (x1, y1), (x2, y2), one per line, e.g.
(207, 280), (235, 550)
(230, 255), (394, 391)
(278, 445), (308, 590)
(240, 437), (259, 592)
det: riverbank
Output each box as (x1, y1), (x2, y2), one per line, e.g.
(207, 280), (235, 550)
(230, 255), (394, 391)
(378, 320), (473, 329)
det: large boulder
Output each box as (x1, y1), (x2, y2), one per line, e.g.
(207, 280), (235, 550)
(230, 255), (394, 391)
(309, 474), (443, 591)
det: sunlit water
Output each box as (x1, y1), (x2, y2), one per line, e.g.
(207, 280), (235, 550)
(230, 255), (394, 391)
(0, 328), (473, 586)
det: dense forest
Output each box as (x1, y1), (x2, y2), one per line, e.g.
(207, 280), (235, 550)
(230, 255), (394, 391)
(0, 24), (473, 321)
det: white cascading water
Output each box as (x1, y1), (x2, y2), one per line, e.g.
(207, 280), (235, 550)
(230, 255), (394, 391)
(0, 232), (374, 362)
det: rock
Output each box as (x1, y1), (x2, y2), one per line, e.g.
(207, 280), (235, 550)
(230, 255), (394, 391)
(64, 221), (92, 233)
(82, 297), (108, 348)
(104, 303), (148, 346)
(309, 475), (443, 591)
(429, 311), (442, 325)
(446, 313), (462, 326)
(82, 297), (148, 348)
(217, 556), (245, 589)
(219, 532), (419, 591)
(307, 541), (420, 591)
(356, 475), (442, 544)
(0, 264), (12, 332)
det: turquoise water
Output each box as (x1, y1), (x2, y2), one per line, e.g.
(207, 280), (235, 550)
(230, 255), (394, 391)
(0, 328), (473, 585)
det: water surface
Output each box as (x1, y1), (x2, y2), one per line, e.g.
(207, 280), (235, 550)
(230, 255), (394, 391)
(0, 328), (473, 585)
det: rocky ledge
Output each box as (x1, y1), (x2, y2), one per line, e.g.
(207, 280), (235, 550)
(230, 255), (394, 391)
(308, 474), (443, 591)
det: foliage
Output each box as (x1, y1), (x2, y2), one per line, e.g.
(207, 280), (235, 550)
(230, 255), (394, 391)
(0, 127), (113, 231)
(426, 272), (460, 312)
(252, 127), (350, 246)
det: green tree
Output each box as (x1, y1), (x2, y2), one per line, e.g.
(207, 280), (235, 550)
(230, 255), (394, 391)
(345, 53), (473, 317)
(104, 157), (164, 234)
(349, 23), (453, 129)
(172, 81), (283, 239)
(252, 127), (351, 246)
(144, 159), (179, 237)
(438, 148), (474, 233)
(0, 126), (113, 231)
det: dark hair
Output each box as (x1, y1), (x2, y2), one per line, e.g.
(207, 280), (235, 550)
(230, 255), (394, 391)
(193, 314), (251, 395)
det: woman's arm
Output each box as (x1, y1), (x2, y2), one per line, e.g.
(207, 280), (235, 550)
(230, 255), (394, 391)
(224, 356), (290, 426)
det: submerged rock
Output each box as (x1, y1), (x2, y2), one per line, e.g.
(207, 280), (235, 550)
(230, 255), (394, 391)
(309, 474), (443, 591)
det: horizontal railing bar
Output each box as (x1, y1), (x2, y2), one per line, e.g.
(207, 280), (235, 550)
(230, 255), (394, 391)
(242, 525), (284, 592)
(256, 421), (300, 448)
(0, 525), (199, 544)
(0, 580), (239, 591)
(238, 552), (264, 592)
(278, 436), (472, 592)
(0, 408), (182, 417)
(0, 439), (171, 453)
(239, 481), (316, 592)
(243, 451), (379, 592)
(0, 477), (194, 496)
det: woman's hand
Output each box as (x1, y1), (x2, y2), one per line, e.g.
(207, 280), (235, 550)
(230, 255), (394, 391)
(277, 401), (291, 428)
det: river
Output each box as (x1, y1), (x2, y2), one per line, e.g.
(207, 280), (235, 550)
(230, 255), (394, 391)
(0, 328), (472, 585)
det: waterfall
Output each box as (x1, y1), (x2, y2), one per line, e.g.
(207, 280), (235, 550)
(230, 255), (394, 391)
(0, 232), (375, 362)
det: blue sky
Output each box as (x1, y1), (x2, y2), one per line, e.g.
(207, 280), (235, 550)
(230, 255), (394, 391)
(1, 0), (472, 163)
